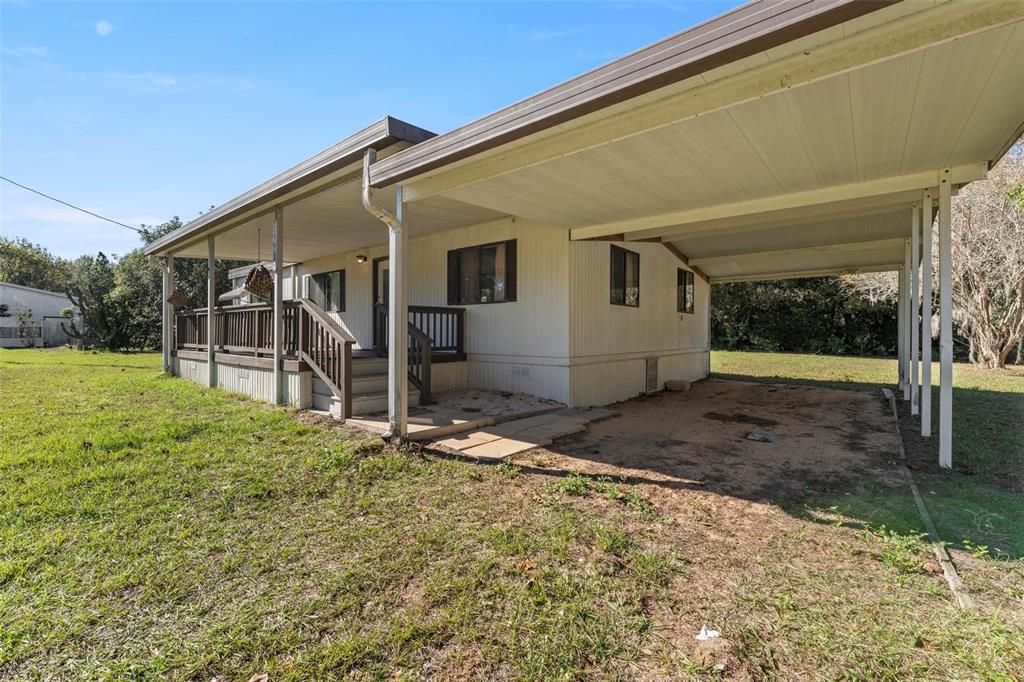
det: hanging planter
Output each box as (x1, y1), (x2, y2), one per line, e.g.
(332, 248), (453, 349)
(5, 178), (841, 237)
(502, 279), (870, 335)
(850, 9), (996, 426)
(166, 287), (190, 308)
(244, 264), (274, 298)
(243, 222), (275, 299)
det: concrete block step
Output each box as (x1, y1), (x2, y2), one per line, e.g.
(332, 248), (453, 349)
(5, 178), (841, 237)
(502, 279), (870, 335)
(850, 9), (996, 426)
(352, 389), (420, 416)
(313, 373), (389, 397)
(351, 357), (389, 376)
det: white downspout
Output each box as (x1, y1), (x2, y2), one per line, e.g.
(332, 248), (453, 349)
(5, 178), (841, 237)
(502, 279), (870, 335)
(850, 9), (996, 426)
(361, 148), (408, 439)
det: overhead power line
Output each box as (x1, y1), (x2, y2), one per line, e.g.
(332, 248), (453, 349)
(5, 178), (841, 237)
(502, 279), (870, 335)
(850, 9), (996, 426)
(0, 175), (143, 233)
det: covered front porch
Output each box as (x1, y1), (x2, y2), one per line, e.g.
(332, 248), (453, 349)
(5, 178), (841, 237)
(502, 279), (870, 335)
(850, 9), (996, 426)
(149, 117), (499, 433)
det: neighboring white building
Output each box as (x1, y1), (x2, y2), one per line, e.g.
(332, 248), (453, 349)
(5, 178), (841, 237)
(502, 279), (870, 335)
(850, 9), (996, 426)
(0, 282), (76, 348)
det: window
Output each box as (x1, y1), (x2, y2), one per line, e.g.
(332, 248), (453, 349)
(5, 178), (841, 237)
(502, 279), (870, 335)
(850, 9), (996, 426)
(677, 268), (695, 314)
(610, 245), (640, 307)
(309, 269), (345, 312)
(447, 240), (517, 304)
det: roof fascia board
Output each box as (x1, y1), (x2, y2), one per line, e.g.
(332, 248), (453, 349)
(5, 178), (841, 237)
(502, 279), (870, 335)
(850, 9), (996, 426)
(144, 117), (433, 256)
(369, 0), (899, 187)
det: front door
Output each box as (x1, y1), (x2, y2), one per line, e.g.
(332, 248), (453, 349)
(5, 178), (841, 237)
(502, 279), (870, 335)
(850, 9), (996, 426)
(372, 257), (389, 351)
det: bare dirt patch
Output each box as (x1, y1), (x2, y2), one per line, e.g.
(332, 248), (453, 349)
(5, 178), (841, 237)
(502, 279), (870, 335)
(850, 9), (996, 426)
(536, 379), (902, 505)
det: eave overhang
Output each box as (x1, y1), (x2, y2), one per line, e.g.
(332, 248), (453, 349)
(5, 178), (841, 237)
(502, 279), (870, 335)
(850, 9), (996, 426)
(144, 116), (434, 257)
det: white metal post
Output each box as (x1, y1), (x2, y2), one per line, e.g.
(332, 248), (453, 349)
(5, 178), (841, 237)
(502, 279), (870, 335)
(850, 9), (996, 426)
(207, 238), (216, 388)
(167, 255), (175, 371)
(910, 203), (920, 415)
(921, 191), (933, 436)
(273, 206), (284, 405)
(897, 265), (906, 392)
(161, 257), (171, 372)
(938, 170), (953, 468)
(902, 239), (912, 401)
(388, 186), (409, 438)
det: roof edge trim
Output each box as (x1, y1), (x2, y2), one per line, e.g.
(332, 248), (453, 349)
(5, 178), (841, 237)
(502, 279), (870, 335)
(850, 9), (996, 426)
(144, 116), (434, 256)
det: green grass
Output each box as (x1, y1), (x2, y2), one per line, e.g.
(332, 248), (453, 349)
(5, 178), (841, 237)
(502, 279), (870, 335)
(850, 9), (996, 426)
(2, 348), (1022, 680)
(713, 350), (1024, 558)
(0, 349), (675, 680)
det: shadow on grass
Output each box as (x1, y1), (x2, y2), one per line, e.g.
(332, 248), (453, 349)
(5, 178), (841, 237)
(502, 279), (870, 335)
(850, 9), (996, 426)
(711, 370), (1024, 558)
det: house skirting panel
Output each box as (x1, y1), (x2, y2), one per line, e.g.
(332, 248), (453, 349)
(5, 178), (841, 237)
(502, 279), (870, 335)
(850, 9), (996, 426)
(467, 356), (571, 405)
(172, 356), (311, 409)
(569, 348), (709, 407)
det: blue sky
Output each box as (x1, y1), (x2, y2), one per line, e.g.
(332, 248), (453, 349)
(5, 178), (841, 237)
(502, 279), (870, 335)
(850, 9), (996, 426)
(1, 0), (733, 259)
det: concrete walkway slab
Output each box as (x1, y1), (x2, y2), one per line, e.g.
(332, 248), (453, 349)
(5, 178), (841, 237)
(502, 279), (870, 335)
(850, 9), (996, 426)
(426, 407), (617, 461)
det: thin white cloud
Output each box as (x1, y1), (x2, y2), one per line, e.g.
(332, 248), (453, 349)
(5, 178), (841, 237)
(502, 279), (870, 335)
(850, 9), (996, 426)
(527, 27), (584, 41)
(95, 20), (114, 37)
(64, 70), (252, 93)
(2, 45), (48, 58)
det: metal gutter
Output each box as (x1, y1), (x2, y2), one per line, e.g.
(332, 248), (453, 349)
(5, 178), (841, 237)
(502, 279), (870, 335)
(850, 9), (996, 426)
(144, 116), (434, 256)
(368, 0), (899, 187)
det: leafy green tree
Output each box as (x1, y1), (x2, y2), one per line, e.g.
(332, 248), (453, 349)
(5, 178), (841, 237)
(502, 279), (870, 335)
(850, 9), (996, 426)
(711, 277), (898, 357)
(140, 217), (242, 310)
(0, 237), (73, 292)
(62, 253), (133, 350)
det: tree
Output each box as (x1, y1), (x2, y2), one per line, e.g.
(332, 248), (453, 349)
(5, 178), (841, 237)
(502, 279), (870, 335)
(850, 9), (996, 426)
(62, 253), (133, 351)
(140, 217), (243, 309)
(711, 277), (897, 356)
(0, 237), (72, 291)
(843, 141), (1024, 369)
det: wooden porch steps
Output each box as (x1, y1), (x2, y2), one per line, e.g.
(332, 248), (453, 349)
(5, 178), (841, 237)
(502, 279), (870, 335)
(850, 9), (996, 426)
(312, 355), (419, 417)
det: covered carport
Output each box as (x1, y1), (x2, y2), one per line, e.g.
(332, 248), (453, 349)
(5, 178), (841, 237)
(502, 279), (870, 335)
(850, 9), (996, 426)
(367, 0), (1024, 467)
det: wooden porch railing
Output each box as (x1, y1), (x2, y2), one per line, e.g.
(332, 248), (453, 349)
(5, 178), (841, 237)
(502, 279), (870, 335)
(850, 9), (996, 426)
(373, 304), (465, 357)
(297, 298), (355, 417)
(373, 303), (465, 405)
(174, 300), (354, 417)
(175, 302), (299, 357)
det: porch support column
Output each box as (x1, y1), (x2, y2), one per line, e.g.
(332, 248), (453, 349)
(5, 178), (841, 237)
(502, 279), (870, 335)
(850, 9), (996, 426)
(902, 238), (912, 401)
(388, 187), (409, 438)
(938, 169), (953, 468)
(273, 205), (284, 405)
(207, 237), (215, 388)
(921, 190), (934, 436)
(897, 263), (906, 393)
(910, 202), (921, 415)
(162, 255), (175, 373)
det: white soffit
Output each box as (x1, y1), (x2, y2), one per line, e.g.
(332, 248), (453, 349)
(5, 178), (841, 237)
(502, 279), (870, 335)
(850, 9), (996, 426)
(427, 19), (1024, 236)
(170, 180), (504, 261)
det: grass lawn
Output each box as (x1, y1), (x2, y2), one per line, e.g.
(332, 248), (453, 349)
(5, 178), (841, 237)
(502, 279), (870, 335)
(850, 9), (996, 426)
(713, 350), (1024, 559)
(1, 348), (1022, 680)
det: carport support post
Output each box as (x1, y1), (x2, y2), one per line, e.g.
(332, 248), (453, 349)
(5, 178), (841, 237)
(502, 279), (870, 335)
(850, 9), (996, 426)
(897, 265), (906, 393)
(921, 190), (933, 436)
(162, 255), (175, 373)
(902, 239), (912, 401)
(388, 187), (409, 438)
(910, 203), (920, 415)
(206, 237), (215, 388)
(273, 205), (284, 405)
(938, 170), (953, 468)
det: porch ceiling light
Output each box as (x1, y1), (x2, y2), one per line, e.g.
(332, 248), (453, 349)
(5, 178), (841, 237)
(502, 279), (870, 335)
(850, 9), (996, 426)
(356, 255), (368, 264)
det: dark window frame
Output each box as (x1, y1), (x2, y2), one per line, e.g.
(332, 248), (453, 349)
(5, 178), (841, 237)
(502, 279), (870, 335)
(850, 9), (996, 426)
(447, 239), (518, 305)
(310, 268), (346, 312)
(677, 268), (695, 314)
(610, 245), (640, 307)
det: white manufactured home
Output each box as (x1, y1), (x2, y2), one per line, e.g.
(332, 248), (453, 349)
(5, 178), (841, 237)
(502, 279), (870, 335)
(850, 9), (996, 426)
(0, 282), (77, 348)
(145, 0), (1024, 469)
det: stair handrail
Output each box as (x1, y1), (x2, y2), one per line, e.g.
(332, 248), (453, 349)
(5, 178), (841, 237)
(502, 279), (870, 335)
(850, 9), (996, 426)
(407, 321), (433, 404)
(297, 298), (355, 418)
